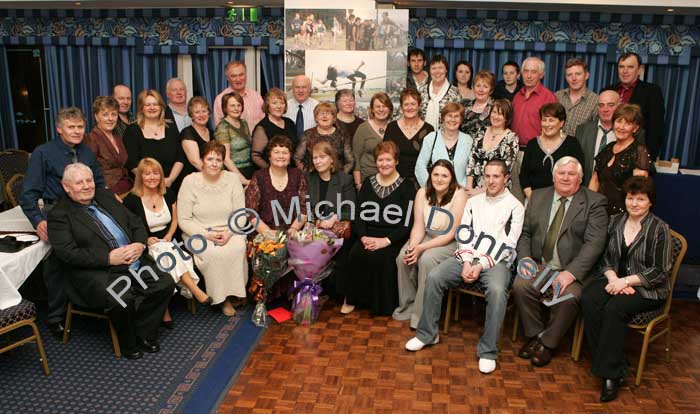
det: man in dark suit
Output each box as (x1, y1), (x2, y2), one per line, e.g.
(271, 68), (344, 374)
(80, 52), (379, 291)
(604, 52), (665, 161)
(48, 163), (174, 360)
(512, 156), (608, 367)
(575, 90), (621, 186)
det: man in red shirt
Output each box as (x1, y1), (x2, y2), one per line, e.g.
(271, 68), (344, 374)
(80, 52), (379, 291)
(512, 57), (557, 146)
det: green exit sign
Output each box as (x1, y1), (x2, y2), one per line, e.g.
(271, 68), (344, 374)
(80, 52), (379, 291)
(227, 7), (259, 23)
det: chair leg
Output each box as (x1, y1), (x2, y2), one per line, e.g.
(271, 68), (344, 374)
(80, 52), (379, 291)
(665, 318), (672, 362)
(191, 298), (197, 315)
(107, 320), (122, 358)
(453, 292), (461, 322)
(29, 321), (50, 375)
(443, 290), (453, 334)
(511, 308), (519, 342)
(63, 302), (73, 344)
(635, 327), (654, 386)
(572, 317), (584, 361)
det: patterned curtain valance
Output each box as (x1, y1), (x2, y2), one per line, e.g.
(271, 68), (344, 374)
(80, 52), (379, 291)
(409, 8), (700, 59)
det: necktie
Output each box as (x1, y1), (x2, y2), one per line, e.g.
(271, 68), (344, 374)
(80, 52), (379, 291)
(295, 104), (304, 141)
(598, 126), (611, 155)
(87, 205), (140, 270)
(70, 148), (78, 163)
(542, 197), (568, 263)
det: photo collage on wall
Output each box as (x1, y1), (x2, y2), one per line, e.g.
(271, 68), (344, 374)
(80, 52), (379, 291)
(285, 8), (408, 119)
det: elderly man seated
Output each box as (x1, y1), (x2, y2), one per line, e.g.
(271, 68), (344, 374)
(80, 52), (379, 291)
(47, 163), (175, 360)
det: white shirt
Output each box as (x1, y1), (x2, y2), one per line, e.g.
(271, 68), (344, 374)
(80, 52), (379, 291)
(455, 189), (525, 269)
(594, 120), (616, 157)
(285, 97), (319, 133)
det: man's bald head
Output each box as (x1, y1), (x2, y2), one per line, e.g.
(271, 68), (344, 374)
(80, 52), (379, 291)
(292, 75), (312, 103)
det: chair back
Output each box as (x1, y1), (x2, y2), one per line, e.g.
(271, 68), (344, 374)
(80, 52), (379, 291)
(0, 150), (30, 182)
(5, 173), (25, 208)
(663, 230), (687, 314)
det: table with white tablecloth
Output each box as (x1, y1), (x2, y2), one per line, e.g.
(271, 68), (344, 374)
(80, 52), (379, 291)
(0, 206), (51, 309)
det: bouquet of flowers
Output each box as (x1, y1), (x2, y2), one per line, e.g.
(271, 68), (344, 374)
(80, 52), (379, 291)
(287, 224), (343, 325)
(248, 230), (288, 327)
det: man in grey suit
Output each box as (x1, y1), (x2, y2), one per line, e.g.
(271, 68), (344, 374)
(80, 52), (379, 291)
(513, 156), (608, 367)
(576, 90), (646, 185)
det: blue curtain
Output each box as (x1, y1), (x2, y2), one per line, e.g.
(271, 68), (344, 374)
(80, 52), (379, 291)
(423, 46), (614, 96)
(44, 45), (177, 136)
(645, 58), (700, 166)
(0, 46), (18, 150)
(191, 48), (246, 110)
(261, 48), (284, 94)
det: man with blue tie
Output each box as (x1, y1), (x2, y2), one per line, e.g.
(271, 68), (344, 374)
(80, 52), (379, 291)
(47, 163), (174, 360)
(285, 75), (318, 143)
(20, 107), (106, 339)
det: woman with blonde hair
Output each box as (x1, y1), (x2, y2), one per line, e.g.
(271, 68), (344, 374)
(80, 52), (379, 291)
(123, 89), (185, 192)
(123, 157), (211, 327)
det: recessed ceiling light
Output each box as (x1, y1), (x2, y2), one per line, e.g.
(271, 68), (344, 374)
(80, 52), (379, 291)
(667, 8), (674, 12)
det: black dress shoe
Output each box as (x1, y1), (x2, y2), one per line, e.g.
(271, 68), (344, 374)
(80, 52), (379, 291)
(161, 320), (174, 330)
(518, 337), (540, 359)
(123, 349), (143, 360)
(48, 322), (65, 340)
(600, 377), (625, 402)
(531, 342), (553, 367)
(138, 339), (160, 353)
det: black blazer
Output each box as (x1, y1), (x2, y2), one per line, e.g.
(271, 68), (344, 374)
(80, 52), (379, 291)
(305, 171), (356, 221)
(599, 212), (673, 300)
(604, 80), (665, 160)
(47, 188), (168, 310)
(123, 188), (176, 239)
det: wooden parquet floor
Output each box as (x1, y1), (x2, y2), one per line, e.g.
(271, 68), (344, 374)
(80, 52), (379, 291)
(218, 299), (700, 414)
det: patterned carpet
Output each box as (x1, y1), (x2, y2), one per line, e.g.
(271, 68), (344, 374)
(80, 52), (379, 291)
(0, 300), (264, 414)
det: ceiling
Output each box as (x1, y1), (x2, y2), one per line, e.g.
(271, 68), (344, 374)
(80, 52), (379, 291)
(0, 0), (698, 15)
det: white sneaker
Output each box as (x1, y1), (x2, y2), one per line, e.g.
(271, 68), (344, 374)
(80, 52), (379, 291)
(405, 335), (439, 351)
(340, 303), (355, 314)
(478, 358), (496, 374)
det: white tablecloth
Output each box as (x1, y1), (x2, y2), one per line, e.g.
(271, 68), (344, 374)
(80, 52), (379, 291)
(0, 206), (51, 309)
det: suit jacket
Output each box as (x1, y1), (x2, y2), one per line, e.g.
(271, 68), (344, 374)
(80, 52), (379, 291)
(305, 171), (356, 221)
(517, 186), (608, 281)
(600, 213), (673, 300)
(83, 127), (130, 190)
(604, 80), (664, 160)
(47, 188), (161, 310)
(575, 119), (647, 185)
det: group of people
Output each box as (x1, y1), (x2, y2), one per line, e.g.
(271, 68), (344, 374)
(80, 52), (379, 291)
(18, 51), (672, 403)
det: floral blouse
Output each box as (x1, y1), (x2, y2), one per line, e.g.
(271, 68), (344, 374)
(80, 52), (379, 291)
(466, 128), (520, 188)
(460, 98), (494, 138)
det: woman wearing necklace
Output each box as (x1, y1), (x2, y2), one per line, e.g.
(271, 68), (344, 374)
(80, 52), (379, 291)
(384, 89), (434, 187)
(418, 54), (460, 129)
(454, 60), (475, 102)
(415, 102), (472, 187)
(352, 92), (393, 191)
(124, 157), (212, 328)
(294, 102), (354, 174)
(84, 96), (132, 194)
(519, 102), (585, 200)
(124, 89), (184, 192)
(466, 99), (520, 196)
(589, 104), (651, 215)
(460, 70), (496, 138)
(345, 141), (416, 316)
(251, 88), (297, 169)
(214, 91), (255, 180)
(335, 89), (364, 140)
(178, 141), (249, 317)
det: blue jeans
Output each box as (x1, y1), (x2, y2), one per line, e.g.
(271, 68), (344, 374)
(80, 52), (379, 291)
(416, 258), (512, 359)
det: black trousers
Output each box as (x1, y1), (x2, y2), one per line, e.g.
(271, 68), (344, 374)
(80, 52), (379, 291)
(43, 253), (67, 324)
(581, 277), (664, 379)
(106, 265), (175, 351)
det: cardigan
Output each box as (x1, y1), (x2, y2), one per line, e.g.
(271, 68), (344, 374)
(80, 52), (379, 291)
(414, 130), (473, 187)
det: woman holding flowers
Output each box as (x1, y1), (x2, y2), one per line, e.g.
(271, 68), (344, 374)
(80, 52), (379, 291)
(177, 141), (248, 317)
(345, 141), (416, 316)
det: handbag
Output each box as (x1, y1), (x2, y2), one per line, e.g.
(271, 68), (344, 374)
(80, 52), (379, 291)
(329, 220), (352, 239)
(426, 131), (439, 170)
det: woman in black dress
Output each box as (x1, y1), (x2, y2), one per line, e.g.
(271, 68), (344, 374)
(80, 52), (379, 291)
(384, 88), (434, 186)
(345, 141), (416, 316)
(589, 104), (651, 215)
(251, 88), (297, 169)
(123, 89), (185, 192)
(520, 102), (585, 200)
